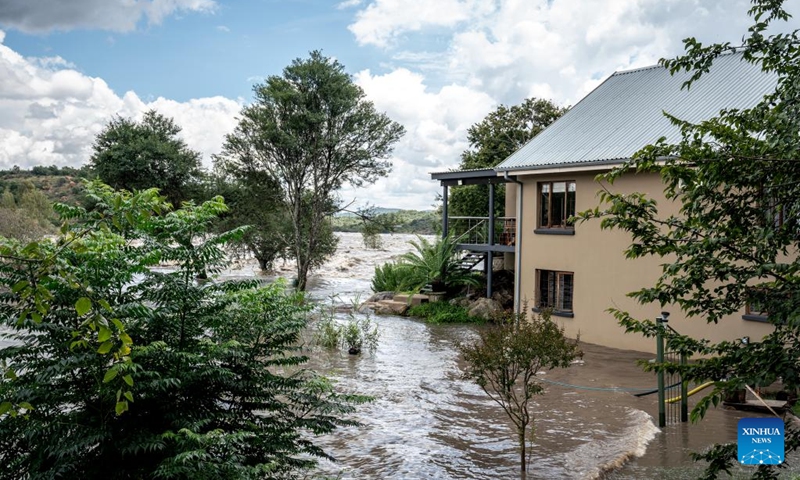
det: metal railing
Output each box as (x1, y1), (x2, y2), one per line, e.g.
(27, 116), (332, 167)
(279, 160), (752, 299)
(656, 313), (689, 427)
(449, 216), (516, 246)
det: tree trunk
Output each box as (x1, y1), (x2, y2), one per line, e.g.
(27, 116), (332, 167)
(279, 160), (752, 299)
(519, 429), (526, 473)
(257, 257), (268, 271)
(296, 259), (310, 291)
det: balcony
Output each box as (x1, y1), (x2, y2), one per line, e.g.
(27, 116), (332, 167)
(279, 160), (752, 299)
(449, 216), (516, 252)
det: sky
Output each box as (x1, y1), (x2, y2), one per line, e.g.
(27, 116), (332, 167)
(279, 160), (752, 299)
(0, 0), (798, 210)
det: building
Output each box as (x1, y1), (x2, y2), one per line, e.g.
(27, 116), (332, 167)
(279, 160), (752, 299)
(432, 52), (778, 353)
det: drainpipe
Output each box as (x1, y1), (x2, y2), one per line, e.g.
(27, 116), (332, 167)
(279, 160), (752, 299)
(442, 184), (448, 238)
(504, 171), (523, 315)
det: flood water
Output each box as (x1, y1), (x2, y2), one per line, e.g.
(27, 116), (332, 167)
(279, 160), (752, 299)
(306, 273), (800, 479)
(3, 232), (800, 478)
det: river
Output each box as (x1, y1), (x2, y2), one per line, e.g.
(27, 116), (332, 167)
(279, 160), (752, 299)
(3, 232), (798, 478)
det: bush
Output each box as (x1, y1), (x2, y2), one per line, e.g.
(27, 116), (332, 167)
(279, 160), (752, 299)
(314, 301), (380, 355)
(407, 301), (483, 324)
(0, 181), (368, 479)
(371, 261), (415, 292)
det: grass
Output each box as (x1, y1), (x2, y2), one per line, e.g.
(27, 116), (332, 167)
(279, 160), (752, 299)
(406, 301), (484, 324)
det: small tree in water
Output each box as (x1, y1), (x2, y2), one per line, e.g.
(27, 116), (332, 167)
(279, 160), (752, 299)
(459, 309), (581, 474)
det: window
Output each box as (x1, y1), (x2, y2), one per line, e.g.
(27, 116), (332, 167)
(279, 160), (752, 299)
(743, 290), (769, 322)
(539, 181), (576, 229)
(536, 270), (574, 314)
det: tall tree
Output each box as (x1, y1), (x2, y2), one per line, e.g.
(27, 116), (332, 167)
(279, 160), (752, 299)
(578, 1), (800, 477)
(219, 51), (405, 290)
(450, 98), (567, 217)
(90, 110), (202, 207)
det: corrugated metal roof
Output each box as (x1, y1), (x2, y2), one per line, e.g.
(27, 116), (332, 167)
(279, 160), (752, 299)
(495, 52), (778, 171)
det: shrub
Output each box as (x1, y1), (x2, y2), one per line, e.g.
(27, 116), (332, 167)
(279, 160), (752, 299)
(0, 181), (367, 479)
(314, 300), (379, 355)
(407, 301), (483, 324)
(398, 235), (481, 291)
(371, 261), (415, 293)
(459, 309), (581, 473)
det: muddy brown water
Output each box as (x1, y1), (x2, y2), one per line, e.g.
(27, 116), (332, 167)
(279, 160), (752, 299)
(3, 240), (800, 478)
(305, 276), (800, 479)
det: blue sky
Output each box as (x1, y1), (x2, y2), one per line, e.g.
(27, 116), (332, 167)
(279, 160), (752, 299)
(0, 0), (798, 209)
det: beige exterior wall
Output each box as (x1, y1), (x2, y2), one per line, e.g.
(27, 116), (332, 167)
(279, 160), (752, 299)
(512, 169), (773, 354)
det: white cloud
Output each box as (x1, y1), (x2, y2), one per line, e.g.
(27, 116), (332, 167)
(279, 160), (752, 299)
(337, 0), (364, 9)
(340, 0), (800, 208)
(339, 68), (496, 209)
(215, 25), (230, 33)
(348, 0), (494, 48)
(0, 0), (216, 33)
(0, 32), (241, 170)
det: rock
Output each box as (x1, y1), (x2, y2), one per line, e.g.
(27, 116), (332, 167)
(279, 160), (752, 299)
(358, 302), (378, 314)
(467, 297), (504, 321)
(374, 300), (409, 316)
(367, 291), (396, 302)
(491, 291), (513, 308)
(449, 297), (471, 308)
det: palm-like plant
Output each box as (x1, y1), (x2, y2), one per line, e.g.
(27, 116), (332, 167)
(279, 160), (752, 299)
(399, 235), (481, 291)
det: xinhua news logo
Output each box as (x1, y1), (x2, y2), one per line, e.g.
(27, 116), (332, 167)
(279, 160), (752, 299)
(738, 417), (784, 465)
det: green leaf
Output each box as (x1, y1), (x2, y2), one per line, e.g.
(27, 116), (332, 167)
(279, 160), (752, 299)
(0, 402), (12, 416)
(115, 400), (128, 416)
(19, 402), (33, 411)
(123, 375), (133, 387)
(124, 391), (134, 402)
(97, 299), (112, 312)
(97, 341), (114, 354)
(103, 368), (118, 383)
(11, 280), (29, 293)
(75, 297), (92, 317)
(97, 326), (112, 343)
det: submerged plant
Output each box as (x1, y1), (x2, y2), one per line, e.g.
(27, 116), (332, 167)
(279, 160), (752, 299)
(314, 296), (380, 355)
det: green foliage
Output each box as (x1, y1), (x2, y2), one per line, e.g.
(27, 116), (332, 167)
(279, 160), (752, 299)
(449, 98), (567, 218)
(331, 209), (438, 235)
(219, 51), (404, 291)
(211, 163), (290, 271)
(0, 181), (367, 479)
(576, 2), (800, 477)
(459, 309), (581, 472)
(314, 298), (379, 355)
(398, 235), (481, 291)
(371, 261), (416, 293)
(407, 301), (482, 324)
(90, 109), (202, 207)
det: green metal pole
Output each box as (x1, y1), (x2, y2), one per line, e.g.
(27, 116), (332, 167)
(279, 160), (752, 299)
(657, 317), (666, 428)
(681, 353), (688, 423)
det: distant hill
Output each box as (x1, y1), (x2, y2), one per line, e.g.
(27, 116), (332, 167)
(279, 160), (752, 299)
(0, 166), (92, 207)
(331, 208), (439, 235)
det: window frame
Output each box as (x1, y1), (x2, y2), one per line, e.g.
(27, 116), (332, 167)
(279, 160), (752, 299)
(535, 269), (574, 317)
(537, 180), (577, 232)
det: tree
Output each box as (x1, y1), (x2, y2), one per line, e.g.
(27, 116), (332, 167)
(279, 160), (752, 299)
(577, 1), (800, 477)
(90, 110), (202, 207)
(0, 181), (367, 479)
(450, 98), (567, 217)
(218, 51), (405, 290)
(212, 163), (291, 271)
(459, 310), (581, 474)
